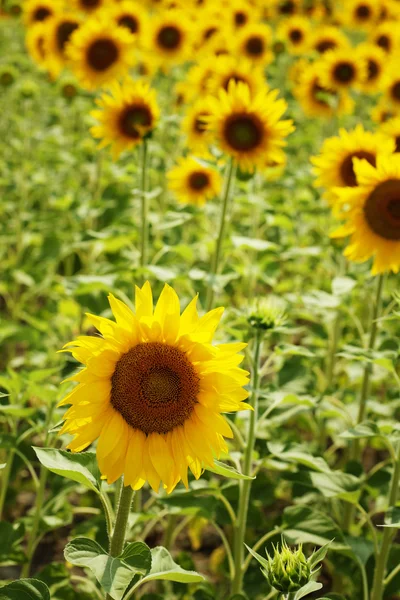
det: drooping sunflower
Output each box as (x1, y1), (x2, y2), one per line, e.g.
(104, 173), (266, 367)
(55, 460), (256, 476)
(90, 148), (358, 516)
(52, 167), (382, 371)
(207, 55), (266, 98)
(341, 0), (380, 30)
(59, 282), (250, 492)
(23, 0), (61, 25)
(42, 13), (82, 79)
(295, 63), (354, 118)
(369, 22), (400, 54)
(72, 0), (107, 13)
(26, 22), (48, 68)
(381, 62), (400, 109)
(332, 155), (400, 275)
(309, 26), (350, 55)
(235, 23), (273, 65)
(66, 18), (135, 90)
(167, 157), (222, 206)
(356, 43), (386, 93)
(90, 78), (159, 160)
(311, 125), (395, 204)
(144, 9), (193, 68)
(379, 116), (400, 152)
(277, 15), (311, 55)
(206, 80), (294, 172)
(181, 97), (214, 156)
(319, 49), (367, 91)
(103, 1), (149, 43)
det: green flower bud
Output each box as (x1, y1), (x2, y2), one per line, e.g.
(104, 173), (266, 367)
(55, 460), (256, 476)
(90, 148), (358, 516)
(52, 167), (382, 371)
(266, 541), (311, 593)
(0, 65), (18, 87)
(247, 297), (287, 332)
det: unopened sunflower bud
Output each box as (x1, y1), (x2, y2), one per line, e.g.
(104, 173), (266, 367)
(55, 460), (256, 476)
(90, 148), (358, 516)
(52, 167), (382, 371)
(247, 297), (287, 332)
(266, 541), (310, 593)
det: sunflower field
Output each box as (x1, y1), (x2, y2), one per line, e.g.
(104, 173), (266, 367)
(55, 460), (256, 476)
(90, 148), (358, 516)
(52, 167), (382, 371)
(2, 0), (400, 599)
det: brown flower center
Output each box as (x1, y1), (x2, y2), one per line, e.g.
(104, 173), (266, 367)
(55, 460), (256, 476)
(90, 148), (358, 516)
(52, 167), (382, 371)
(157, 25), (182, 50)
(395, 136), (400, 153)
(333, 61), (356, 84)
(367, 59), (379, 81)
(377, 34), (390, 51)
(245, 36), (264, 56)
(56, 21), (79, 52)
(289, 28), (303, 43)
(204, 26), (217, 40)
(193, 113), (209, 133)
(80, 0), (101, 8)
(118, 15), (139, 34)
(234, 11), (247, 26)
(33, 6), (51, 21)
(87, 38), (119, 71)
(279, 0), (296, 14)
(119, 104), (152, 138)
(316, 39), (336, 53)
(340, 151), (376, 187)
(111, 342), (200, 434)
(189, 171), (209, 190)
(356, 4), (371, 19)
(364, 179), (400, 240)
(391, 82), (400, 101)
(224, 113), (263, 152)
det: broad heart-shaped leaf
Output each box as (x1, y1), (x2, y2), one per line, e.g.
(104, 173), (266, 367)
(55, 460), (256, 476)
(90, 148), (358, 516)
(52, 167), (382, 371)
(294, 581), (323, 599)
(244, 543), (270, 570)
(379, 506), (400, 528)
(0, 578), (50, 600)
(64, 537), (144, 600)
(120, 542), (152, 572)
(282, 506), (347, 549)
(267, 443), (331, 474)
(205, 460), (254, 481)
(137, 546), (205, 586)
(33, 448), (101, 493)
(284, 470), (360, 504)
(340, 421), (381, 440)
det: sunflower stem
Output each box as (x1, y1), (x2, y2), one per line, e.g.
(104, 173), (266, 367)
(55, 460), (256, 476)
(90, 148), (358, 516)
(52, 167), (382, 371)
(140, 139), (149, 270)
(371, 442), (400, 600)
(206, 158), (235, 310)
(232, 329), (263, 595)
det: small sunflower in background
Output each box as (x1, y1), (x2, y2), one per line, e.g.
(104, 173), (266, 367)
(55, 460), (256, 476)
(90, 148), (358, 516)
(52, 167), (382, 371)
(184, 60), (214, 102)
(272, 0), (301, 18)
(42, 13), (82, 79)
(341, 0), (380, 30)
(25, 22), (48, 68)
(206, 80), (294, 173)
(381, 62), (400, 110)
(167, 157), (222, 206)
(90, 78), (159, 160)
(370, 98), (398, 124)
(66, 18), (135, 90)
(23, 0), (61, 26)
(235, 23), (273, 65)
(332, 155), (400, 275)
(229, 0), (257, 30)
(145, 9), (193, 69)
(295, 63), (354, 118)
(369, 22), (400, 54)
(311, 125), (395, 204)
(356, 43), (386, 93)
(319, 49), (367, 91)
(379, 116), (400, 152)
(309, 26), (350, 55)
(72, 0), (106, 14)
(194, 13), (224, 51)
(59, 282), (250, 492)
(207, 55), (266, 98)
(104, 1), (149, 42)
(277, 15), (311, 55)
(181, 97), (215, 156)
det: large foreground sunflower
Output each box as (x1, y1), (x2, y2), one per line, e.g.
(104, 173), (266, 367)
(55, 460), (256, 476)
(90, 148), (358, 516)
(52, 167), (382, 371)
(206, 80), (294, 172)
(66, 18), (135, 90)
(59, 283), (250, 493)
(332, 155), (400, 274)
(90, 78), (159, 160)
(167, 157), (222, 206)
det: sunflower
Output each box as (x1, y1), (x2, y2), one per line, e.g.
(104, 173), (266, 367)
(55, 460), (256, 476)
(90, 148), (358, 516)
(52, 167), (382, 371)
(235, 23), (273, 65)
(229, 0), (256, 30)
(379, 116), (400, 152)
(369, 22), (400, 54)
(90, 78), (159, 160)
(341, 0), (380, 29)
(309, 26), (350, 55)
(42, 13), (82, 79)
(206, 80), (294, 172)
(381, 62), (400, 109)
(295, 63), (354, 118)
(370, 98), (398, 123)
(103, 1), (149, 42)
(356, 43), (386, 93)
(311, 125), (395, 204)
(332, 155), (400, 275)
(23, 0), (60, 25)
(66, 18), (135, 90)
(181, 97), (215, 156)
(207, 55), (266, 98)
(72, 0), (107, 13)
(272, 0), (301, 17)
(167, 157), (222, 206)
(58, 282), (250, 493)
(183, 60), (215, 102)
(144, 10), (193, 68)
(277, 15), (311, 55)
(319, 49), (367, 91)
(25, 22), (48, 68)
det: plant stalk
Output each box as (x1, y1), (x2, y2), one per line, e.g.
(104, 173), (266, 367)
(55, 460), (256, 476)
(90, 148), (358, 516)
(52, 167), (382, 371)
(206, 158), (235, 311)
(231, 329), (263, 595)
(0, 448), (15, 520)
(140, 140), (149, 269)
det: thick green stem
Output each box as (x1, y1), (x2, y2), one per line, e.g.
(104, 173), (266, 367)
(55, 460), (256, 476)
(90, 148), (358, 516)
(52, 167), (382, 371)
(140, 140), (149, 269)
(231, 330), (263, 595)
(206, 158), (235, 311)
(0, 448), (15, 520)
(286, 593), (296, 600)
(326, 312), (341, 391)
(371, 442), (400, 600)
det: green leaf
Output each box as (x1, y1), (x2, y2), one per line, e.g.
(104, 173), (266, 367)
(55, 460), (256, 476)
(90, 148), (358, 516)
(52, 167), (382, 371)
(283, 506), (347, 549)
(285, 471), (360, 504)
(64, 537), (141, 600)
(33, 448), (101, 493)
(379, 507), (400, 528)
(0, 521), (25, 560)
(244, 543), (270, 570)
(308, 542), (332, 571)
(340, 422), (381, 440)
(205, 460), (255, 481)
(231, 236), (277, 251)
(332, 276), (356, 297)
(295, 581), (323, 599)
(137, 546), (205, 586)
(0, 404), (37, 418)
(267, 443), (331, 474)
(0, 579), (50, 600)
(120, 542), (152, 572)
